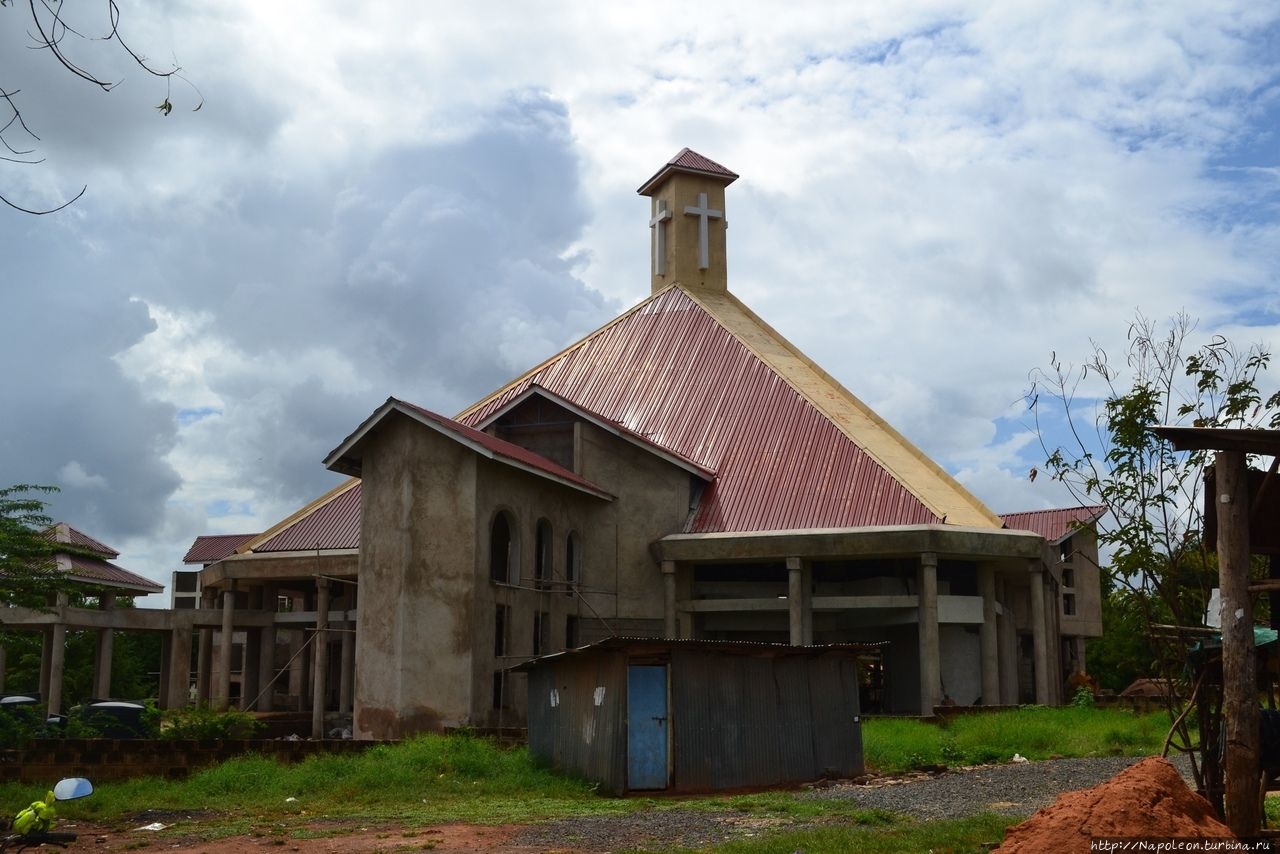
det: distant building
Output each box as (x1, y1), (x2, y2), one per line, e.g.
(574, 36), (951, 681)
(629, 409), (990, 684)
(0, 523), (163, 713)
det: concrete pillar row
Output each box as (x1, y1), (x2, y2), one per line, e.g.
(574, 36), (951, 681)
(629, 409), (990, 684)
(661, 560), (677, 638)
(1029, 563), (1050, 704)
(787, 556), (804, 646)
(917, 552), (940, 715)
(312, 578), (331, 738)
(978, 565), (1000, 706)
(216, 586), (236, 711)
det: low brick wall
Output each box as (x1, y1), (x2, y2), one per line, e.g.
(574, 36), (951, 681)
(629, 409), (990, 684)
(0, 738), (379, 784)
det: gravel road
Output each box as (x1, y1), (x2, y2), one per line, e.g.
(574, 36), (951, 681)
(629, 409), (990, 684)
(512, 755), (1196, 851)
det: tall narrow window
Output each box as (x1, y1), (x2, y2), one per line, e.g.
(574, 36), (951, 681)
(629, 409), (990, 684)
(565, 615), (580, 650)
(489, 511), (519, 584)
(494, 604), (509, 657)
(535, 519), (552, 589)
(565, 531), (581, 597)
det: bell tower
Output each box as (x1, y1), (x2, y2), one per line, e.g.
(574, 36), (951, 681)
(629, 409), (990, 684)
(637, 148), (738, 294)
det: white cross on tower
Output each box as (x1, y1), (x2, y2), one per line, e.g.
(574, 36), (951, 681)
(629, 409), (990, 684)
(649, 200), (672, 276)
(683, 192), (723, 270)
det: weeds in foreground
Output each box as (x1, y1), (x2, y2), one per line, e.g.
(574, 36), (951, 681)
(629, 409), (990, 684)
(863, 705), (1168, 772)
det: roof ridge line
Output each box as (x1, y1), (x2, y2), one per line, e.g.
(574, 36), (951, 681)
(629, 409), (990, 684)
(455, 283), (684, 423)
(238, 477), (361, 554)
(677, 285), (1002, 529)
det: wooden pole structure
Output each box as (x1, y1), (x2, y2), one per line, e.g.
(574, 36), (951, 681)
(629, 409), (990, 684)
(1218, 449), (1260, 837)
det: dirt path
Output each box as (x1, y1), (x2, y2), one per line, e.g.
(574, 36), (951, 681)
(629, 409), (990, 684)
(63, 819), (536, 853)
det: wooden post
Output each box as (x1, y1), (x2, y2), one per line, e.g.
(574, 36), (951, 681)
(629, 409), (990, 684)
(1218, 449), (1260, 837)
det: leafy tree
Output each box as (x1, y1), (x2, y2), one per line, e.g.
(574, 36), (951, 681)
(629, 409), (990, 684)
(0, 483), (71, 609)
(1, 1), (200, 213)
(1027, 312), (1280, 785)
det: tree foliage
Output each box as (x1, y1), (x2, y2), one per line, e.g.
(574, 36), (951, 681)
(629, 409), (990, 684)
(1, 0), (200, 214)
(0, 483), (71, 609)
(1027, 311), (1280, 784)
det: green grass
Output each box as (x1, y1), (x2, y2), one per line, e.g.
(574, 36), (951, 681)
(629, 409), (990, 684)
(0, 707), (1174, 849)
(863, 705), (1170, 772)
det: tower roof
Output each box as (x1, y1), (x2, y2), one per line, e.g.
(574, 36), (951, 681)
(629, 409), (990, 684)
(637, 147), (739, 196)
(458, 284), (1002, 532)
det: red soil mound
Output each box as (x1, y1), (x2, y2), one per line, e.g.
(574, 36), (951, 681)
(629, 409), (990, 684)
(996, 757), (1234, 853)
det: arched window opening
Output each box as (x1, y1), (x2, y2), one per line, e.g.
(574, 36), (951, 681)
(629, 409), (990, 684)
(489, 511), (519, 584)
(565, 531), (581, 597)
(534, 519), (553, 588)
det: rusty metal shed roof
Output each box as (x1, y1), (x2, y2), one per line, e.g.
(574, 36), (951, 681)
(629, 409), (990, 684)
(1000, 505), (1107, 545)
(510, 635), (886, 672)
(459, 285), (999, 533)
(182, 533), (259, 564)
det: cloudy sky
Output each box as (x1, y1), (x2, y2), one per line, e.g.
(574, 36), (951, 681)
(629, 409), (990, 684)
(2, 1), (1277, 595)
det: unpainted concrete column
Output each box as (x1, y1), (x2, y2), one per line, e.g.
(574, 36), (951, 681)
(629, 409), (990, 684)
(93, 592), (117, 699)
(339, 619), (355, 714)
(241, 626), (261, 711)
(163, 620), (194, 709)
(978, 565), (999, 706)
(917, 552), (940, 714)
(996, 579), (1017, 705)
(256, 627), (277, 712)
(47, 592), (69, 715)
(215, 587), (236, 711)
(800, 561), (813, 645)
(312, 578), (331, 738)
(662, 561), (677, 638)
(787, 557), (803, 646)
(39, 628), (52, 701)
(1029, 564), (1050, 704)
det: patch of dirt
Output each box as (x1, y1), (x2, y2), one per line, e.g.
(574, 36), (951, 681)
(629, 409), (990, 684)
(995, 756), (1235, 853)
(60, 820), (534, 853)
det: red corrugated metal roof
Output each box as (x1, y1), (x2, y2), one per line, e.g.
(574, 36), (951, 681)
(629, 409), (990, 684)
(44, 524), (118, 558)
(182, 533), (259, 564)
(1000, 505), (1107, 544)
(254, 483), (361, 552)
(637, 148), (739, 195)
(459, 287), (942, 532)
(64, 554), (163, 593)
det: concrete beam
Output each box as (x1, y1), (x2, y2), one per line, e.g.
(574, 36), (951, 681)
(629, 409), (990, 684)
(656, 524), (1044, 564)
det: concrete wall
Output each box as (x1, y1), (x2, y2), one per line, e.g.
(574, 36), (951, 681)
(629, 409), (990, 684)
(353, 414), (479, 739)
(939, 624), (981, 705)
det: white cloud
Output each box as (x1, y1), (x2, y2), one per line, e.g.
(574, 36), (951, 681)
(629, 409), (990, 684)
(3, 0), (1278, 590)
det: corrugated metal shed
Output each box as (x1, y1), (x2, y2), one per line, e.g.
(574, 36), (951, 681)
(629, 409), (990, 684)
(1000, 505), (1107, 545)
(515, 638), (871, 795)
(459, 286), (955, 532)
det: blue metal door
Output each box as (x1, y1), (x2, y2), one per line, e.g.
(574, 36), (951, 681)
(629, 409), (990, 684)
(627, 664), (669, 790)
